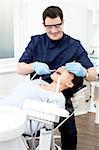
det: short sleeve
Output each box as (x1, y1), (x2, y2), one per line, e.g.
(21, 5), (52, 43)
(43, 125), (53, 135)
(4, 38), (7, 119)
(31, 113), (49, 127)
(19, 35), (40, 63)
(75, 41), (93, 69)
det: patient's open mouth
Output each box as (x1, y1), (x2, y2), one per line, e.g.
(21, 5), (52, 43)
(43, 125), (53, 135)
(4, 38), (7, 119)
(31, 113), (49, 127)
(56, 71), (61, 75)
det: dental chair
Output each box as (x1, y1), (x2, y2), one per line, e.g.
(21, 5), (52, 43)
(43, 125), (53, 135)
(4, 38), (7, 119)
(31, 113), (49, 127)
(22, 76), (90, 150)
(0, 75), (90, 150)
(72, 83), (91, 116)
(23, 76), (70, 150)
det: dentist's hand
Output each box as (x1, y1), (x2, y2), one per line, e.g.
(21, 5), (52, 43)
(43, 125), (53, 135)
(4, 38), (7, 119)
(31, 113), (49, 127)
(65, 62), (87, 77)
(32, 61), (51, 75)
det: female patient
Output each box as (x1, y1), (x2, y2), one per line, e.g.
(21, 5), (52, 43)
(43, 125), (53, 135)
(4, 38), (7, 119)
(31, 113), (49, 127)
(0, 66), (83, 133)
(0, 66), (82, 107)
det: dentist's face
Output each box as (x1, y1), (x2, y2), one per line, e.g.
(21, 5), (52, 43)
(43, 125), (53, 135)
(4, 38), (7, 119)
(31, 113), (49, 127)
(51, 66), (74, 89)
(44, 17), (64, 40)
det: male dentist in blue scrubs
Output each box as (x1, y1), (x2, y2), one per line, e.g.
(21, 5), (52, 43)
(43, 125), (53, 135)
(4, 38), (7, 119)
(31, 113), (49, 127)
(17, 6), (97, 150)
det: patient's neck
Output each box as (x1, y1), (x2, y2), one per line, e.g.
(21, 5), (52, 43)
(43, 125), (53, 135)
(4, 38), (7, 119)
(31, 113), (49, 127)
(40, 82), (66, 92)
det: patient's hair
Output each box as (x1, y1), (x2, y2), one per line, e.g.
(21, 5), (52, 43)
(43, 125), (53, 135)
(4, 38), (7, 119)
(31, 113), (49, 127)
(62, 75), (83, 111)
(63, 75), (83, 99)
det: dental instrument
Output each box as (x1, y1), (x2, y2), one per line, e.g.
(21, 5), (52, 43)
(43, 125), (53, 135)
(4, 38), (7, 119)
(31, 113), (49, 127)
(30, 69), (55, 81)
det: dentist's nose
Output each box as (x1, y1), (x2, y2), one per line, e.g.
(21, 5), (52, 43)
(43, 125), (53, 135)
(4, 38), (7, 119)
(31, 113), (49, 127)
(50, 27), (58, 32)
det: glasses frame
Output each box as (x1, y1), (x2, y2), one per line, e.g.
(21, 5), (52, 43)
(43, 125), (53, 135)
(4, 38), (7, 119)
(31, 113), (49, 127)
(44, 22), (63, 30)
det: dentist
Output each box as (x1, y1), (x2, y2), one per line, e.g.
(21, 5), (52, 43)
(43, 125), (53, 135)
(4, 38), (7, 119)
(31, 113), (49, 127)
(17, 6), (97, 150)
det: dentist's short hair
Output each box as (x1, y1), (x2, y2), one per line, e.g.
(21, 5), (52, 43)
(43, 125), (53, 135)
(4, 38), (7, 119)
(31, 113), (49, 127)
(42, 6), (63, 24)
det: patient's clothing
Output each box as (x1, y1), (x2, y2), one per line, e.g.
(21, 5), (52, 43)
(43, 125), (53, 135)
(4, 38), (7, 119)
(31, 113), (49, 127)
(0, 79), (65, 134)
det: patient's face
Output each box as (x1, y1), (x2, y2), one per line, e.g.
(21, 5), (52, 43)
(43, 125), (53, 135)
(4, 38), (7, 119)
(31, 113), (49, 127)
(51, 66), (74, 88)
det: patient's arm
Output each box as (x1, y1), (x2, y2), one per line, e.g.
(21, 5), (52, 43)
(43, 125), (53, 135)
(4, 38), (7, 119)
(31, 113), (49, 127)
(0, 81), (38, 108)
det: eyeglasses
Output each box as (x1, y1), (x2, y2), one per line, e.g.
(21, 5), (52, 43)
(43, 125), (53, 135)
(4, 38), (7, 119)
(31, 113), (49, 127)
(44, 22), (63, 30)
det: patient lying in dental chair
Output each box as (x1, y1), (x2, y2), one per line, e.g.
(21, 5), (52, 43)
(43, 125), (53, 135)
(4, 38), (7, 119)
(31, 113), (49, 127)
(0, 66), (83, 134)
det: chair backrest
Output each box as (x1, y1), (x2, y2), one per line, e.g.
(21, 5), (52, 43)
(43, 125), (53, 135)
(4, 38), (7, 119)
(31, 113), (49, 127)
(72, 85), (91, 116)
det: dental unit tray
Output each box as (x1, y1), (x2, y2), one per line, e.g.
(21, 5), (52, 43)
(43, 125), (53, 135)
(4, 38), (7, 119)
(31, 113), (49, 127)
(23, 99), (69, 124)
(23, 99), (69, 150)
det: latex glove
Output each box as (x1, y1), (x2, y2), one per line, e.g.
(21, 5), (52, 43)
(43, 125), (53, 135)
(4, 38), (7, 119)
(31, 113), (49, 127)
(32, 61), (51, 75)
(65, 62), (87, 77)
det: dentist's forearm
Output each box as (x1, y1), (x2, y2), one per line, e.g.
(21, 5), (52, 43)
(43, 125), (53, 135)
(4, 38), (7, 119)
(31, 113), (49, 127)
(85, 67), (98, 81)
(17, 62), (34, 75)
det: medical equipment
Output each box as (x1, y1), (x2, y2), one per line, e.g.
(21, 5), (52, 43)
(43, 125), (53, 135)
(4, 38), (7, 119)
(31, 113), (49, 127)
(72, 85), (91, 116)
(88, 55), (99, 117)
(23, 76), (70, 150)
(23, 100), (69, 150)
(89, 55), (99, 74)
(0, 105), (27, 150)
(91, 81), (99, 124)
(24, 71), (91, 149)
(30, 69), (55, 80)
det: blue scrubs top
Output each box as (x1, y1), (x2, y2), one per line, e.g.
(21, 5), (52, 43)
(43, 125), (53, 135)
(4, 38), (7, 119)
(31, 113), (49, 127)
(19, 33), (93, 82)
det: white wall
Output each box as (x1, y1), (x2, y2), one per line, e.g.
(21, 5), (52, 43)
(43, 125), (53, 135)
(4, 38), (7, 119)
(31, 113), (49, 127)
(15, 1), (88, 54)
(0, 1), (98, 95)
(87, 2), (99, 56)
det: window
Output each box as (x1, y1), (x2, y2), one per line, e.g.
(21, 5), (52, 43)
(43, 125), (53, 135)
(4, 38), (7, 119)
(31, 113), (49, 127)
(0, 1), (48, 73)
(0, 2), (14, 59)
(0, 2), (21, 73)
(0, 2), (16, 73)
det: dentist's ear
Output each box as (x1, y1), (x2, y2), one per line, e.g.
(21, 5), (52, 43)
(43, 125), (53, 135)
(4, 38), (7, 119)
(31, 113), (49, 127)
(65, 82), (74, 88)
